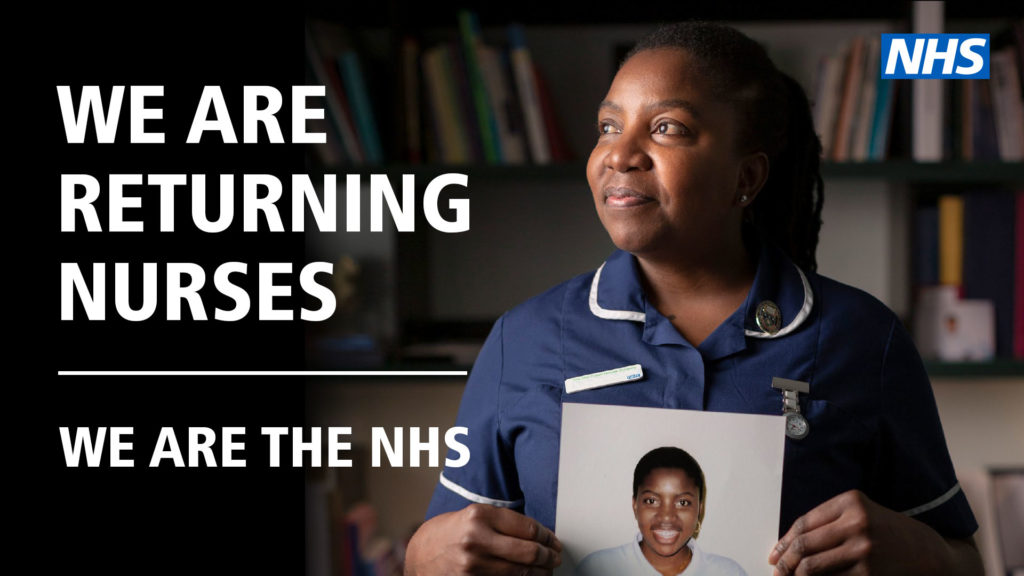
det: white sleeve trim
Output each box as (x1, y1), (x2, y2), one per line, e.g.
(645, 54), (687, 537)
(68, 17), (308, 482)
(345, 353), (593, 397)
(588, 263), (647, 322)
(439, 472), (523, 508)
(900, 482), (962, 517)
(745, 263), (814, 339)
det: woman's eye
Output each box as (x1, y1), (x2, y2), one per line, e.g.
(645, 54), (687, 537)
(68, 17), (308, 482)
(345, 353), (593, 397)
(597, 122), (619, 135)
(654, 121), (687, 136)
(643, 497), (657, 505)
(677, 499), (691, 507)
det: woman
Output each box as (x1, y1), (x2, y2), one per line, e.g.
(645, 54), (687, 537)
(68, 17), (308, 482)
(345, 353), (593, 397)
(577, 447), (747, 576)
(405, 22), (983, 576)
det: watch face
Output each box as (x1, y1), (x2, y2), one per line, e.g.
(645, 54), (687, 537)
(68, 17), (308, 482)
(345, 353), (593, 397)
(785, 412), (809, 439)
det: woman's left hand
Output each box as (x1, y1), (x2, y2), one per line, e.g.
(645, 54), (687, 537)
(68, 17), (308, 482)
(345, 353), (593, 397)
(768, 489), (982, 576)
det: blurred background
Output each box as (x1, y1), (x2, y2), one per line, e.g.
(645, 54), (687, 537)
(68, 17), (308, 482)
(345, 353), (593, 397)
(301, 2), (1024, 575)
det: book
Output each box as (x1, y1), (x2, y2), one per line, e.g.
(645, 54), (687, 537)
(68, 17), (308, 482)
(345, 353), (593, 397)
(963, 191), (1016, 358)
(961, 79), (974, 161)
(989, 47), (1024, 161)
(421, 44), (472, 164)
(458, 10), (502, 164)
(338, 51), (384, 165)
(399, 36), (423, 164)
(851, 36), (880, 161)
(1015, 191), (1024, 359)
(508, 24), (551, 164)
(304, 48), (347, 167)
(478, 45), (528, 164)
(832, 36), (865, 161)
(938, 194), (964, 287)
(972, 79), (1002, 160)
(912, 1), (945, 161)
(306, 20), (365, 164)
(448, 39), (485, 163)
(815, 53), (845, 160)
(913, 204), (939, 287)
(533, 62), (571, 163)
(868, 76), (896, 161)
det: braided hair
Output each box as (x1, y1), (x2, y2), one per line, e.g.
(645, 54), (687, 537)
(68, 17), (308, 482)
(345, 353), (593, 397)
(626, 22), (825, 272)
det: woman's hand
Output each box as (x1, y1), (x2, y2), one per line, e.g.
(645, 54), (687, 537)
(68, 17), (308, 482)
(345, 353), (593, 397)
(768, 490), (982, 576)
(405, 503), (562, 576)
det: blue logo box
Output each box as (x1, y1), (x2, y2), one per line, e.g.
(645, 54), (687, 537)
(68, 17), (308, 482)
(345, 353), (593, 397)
(881, 34), (989, 79)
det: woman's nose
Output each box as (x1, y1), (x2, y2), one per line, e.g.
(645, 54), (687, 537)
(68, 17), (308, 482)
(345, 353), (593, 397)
(657, 503), (674, 519)
(604, 129), (652, 172)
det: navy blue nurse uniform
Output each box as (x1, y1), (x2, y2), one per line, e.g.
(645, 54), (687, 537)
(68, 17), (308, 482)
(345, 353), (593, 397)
(425, 241), (977, 539)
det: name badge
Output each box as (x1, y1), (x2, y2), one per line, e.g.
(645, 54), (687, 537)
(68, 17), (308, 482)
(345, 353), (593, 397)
(564, 364), (644, 394)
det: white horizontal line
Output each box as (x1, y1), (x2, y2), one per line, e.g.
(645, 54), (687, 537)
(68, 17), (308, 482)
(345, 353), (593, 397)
(57, 371), (468, 377)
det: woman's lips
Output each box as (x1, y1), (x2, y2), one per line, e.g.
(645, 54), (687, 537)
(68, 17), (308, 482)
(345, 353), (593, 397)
(604, 186), (654, 208)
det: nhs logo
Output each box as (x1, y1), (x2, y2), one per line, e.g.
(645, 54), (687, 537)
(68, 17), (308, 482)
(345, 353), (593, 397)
(881, 34), (989, 79)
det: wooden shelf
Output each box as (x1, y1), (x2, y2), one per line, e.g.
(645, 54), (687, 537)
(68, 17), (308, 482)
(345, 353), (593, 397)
(925, 359), (1024, 378)
(821, 161), (1024, 182)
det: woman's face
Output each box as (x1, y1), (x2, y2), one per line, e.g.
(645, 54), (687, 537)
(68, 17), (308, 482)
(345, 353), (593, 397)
(633, 467), (701, 561)
(587, 48), (752, 260)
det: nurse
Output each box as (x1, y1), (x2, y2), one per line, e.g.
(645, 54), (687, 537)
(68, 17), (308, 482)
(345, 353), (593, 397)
(405, 22), (983, 576)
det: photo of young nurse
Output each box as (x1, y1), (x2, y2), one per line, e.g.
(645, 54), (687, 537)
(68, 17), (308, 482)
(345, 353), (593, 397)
(577, 446), (747, 576)
(555, 404), (785, 576)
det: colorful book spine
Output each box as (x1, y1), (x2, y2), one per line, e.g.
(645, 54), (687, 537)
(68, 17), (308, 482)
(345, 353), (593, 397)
(912, 1), (945, 161)
(832, 36), (864, 161)
(421, 44), (471, 164)
(868, 76), (894, 161)
(938, 194), (964, 287)
(851, 36), (879, 162)
(305, 21), (364, 164)
(448, 40), (485, 163)
(338, 51), (384, 165)
(479, 45), (527, 164)
(458, 10), (502, 164)
(508, 24), (550, 164)
(303, 46), (346, 167)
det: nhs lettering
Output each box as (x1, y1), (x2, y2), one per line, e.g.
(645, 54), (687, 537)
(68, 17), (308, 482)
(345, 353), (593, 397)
(881, 34), (989, 79)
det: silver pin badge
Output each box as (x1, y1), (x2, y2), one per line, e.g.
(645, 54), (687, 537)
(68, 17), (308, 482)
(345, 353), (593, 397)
(756, 300), (782, 335)
(772, 377), (810, 440)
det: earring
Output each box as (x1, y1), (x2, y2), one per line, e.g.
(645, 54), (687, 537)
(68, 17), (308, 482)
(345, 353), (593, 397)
(693, 519), (701, 538)
(739, 195), (749, 204)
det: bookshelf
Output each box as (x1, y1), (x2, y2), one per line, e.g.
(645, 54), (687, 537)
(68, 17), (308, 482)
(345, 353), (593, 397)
(304, 6), (1024, 575)
(304, 8), (1024, 377)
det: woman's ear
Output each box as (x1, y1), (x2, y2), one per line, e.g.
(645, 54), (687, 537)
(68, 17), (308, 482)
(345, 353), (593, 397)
(734, 151), (769, 207)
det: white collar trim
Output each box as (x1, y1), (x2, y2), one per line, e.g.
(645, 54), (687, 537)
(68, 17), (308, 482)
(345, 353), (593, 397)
(588, 259), (814, 340)
(588, 262), (646, 322)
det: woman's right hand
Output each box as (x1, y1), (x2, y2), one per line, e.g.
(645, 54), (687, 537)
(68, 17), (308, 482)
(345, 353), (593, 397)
(404, 503), (563, 576)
